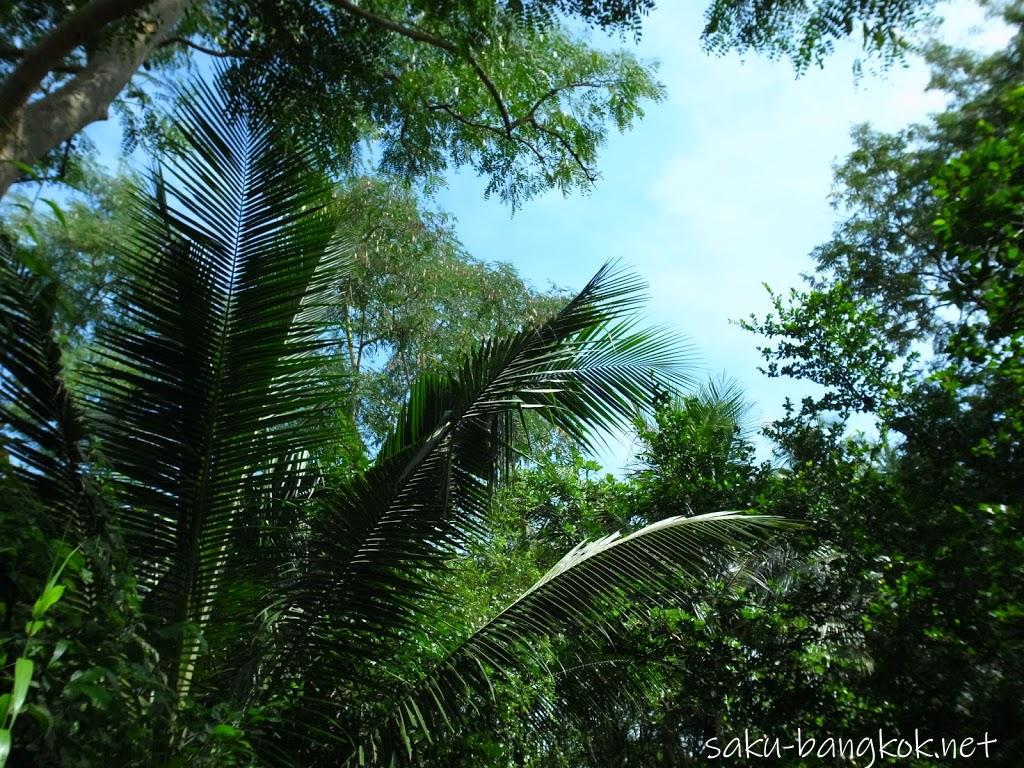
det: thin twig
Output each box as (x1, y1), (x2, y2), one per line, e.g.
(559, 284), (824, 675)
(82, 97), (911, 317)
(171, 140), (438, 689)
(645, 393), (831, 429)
(159, 36), (255, 59)
(529, 118), (596, 182)
(511, 79), (619, 130)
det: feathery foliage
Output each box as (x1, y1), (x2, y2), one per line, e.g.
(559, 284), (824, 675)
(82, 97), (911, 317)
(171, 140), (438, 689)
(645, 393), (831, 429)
(0, 76), (784, 766)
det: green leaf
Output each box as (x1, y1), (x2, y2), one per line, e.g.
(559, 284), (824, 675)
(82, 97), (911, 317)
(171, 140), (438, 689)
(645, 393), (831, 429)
(24, 704), (53, 736)
(397, 706), (412, 759)
(32, 584), (65, 619)
(50, 640), (69, 664)
(16, 249), (50, 282)
(65, 682), (111, 709)
(7, 160), (36, 175)
(75, 76), (349, 706)
(0, 728), (10, 767)
(10, 659), (33, 716)
(40, 199), (68, 232)
(0, 694), (9, 722)
(211, 724), (241, 738)
(24, 621), (44, 637)
(349, 511), (789, 762)
(22, 223), (38, 246)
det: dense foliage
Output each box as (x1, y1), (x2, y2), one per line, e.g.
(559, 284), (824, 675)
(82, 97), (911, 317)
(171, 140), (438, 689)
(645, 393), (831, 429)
(735, 15), (1024, 764)
(1, 167), (567, 447)
(1, 0), (940, 201)
(0, 79), (780, 766)
(2, 3), (1023, 767)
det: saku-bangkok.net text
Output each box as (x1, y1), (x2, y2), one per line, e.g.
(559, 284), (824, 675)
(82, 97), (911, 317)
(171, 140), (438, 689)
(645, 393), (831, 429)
(703, 728), (997, 766)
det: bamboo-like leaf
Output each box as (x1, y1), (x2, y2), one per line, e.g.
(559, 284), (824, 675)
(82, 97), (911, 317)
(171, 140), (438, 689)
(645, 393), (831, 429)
(31, 584), (64, 619)
(10, 659), (32, 716)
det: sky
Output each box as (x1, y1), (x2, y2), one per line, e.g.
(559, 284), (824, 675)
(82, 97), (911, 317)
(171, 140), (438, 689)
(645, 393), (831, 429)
(74, 1), (1012, 471)
(429, 1), (1013, 470)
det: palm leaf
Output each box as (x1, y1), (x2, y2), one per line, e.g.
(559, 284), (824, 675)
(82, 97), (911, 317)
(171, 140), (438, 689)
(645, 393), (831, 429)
(263, 263), (690, 693)
(79, 75), (351, 705)
(350, 511), (790, 764)
(0, 238), (94, 539)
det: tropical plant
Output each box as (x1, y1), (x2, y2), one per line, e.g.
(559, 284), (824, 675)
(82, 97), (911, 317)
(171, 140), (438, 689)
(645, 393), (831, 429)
(0, 164), (565, 450)
(322, 175), (566, 445)
(0, 78), (784, 766)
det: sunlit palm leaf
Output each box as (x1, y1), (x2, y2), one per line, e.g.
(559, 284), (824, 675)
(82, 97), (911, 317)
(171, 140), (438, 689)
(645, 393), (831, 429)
(350, 511), (789, 764)
(3, 73), (789, 768)
(332, 262), (690, 600)
(263, 265), (693, 731)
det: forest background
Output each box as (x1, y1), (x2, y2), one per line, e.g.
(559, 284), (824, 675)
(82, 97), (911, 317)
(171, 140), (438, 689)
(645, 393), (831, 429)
(1, 0), (1022, 765)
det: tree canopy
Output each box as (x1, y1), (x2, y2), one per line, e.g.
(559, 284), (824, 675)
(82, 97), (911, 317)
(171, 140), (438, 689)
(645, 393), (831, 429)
(735, 13), (1024, 762)
(1, 0), (940, 200)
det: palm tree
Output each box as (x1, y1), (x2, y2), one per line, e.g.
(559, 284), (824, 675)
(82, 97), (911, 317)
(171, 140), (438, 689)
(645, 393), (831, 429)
(0, 78), (783, 766)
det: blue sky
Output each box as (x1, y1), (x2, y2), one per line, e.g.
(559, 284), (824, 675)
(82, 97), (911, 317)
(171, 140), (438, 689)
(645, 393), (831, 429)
(74, 1), (1011, 470)
(430, 1), (1012, 469)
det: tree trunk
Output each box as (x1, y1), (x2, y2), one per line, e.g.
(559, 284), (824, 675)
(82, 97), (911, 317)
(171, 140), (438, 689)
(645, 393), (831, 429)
(0, 0), (187, 199)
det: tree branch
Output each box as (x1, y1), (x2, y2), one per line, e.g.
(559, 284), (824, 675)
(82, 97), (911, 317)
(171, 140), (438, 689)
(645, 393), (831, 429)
(511, 78), (621, 130)
(0, 45), (83, 75)
(529, 118), (597, 182)
(427, 102), (508, 137)
(10, 139), (75, 185)
(329, 0), (457, 51)
(467, 57), (513, 133)
(158, 36), (256, 59)
(1, 0), (187, 199)
(424, 101), (593, 182)
(0, 0), (155, 125)
(336, 2), (623, 145)
(330, 0), (513, 133)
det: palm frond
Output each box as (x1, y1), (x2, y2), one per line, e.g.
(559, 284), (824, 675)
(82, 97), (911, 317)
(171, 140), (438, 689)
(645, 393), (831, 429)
(694, 375), (749, 424)
(349, 511), (790, 764)
(79, 75), (351, 702)
(268, 264), (691, 680)
(0, 239), (94, 539)
(245, 263), (693, 759)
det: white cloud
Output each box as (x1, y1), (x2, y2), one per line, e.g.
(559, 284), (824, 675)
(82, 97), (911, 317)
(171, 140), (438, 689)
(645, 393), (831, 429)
(438, 0), (1015, 468)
